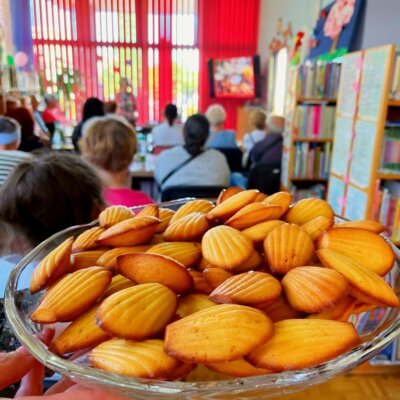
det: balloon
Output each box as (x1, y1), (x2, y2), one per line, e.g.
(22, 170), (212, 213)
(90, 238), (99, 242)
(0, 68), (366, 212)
(6, 54), (14, 66)
(14, 51), (29, 67)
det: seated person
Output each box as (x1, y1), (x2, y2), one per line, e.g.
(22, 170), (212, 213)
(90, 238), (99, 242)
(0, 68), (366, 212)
(152, 103), (183, 150)
(249, 115), (285, 167)
(104, 100), (118, 114)
(154, 114), (230, 191)
(205, 104), (238, 148)
(80, 116), (154, 207)
(0, 117), (31, 186)
(242, 109), (267, 166)
(41, 94), (68, 143)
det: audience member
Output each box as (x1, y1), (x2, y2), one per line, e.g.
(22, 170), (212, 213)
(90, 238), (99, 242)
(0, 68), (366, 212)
(242, 109), (267, 159)
(30, 95), (51, 143)
(115, 77), (137, 125)
(152, 103), (183, 150)
(205, 104), (238, 148)
(80, 116), (154, 207)
(104, 100), (118, 114)
(249, 115), (285, 167)
(155, 113), (230, 190)
(72, 97), (105, 151)
(41, 94), (68, 143)
(0, 117), (31, 185)
(5, 107), (44, 152)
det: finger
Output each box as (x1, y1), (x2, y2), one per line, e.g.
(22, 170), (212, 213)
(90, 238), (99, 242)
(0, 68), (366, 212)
(15, 361), (44, 397)
(44, 377), (74, 396)
(65, 385), (129, 400)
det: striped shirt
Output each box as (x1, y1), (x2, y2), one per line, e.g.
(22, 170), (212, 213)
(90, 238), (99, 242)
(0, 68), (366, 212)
(0, 151), (31, 186)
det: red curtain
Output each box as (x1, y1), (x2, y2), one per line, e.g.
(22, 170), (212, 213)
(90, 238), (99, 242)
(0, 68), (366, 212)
(198, 0), (260, 129)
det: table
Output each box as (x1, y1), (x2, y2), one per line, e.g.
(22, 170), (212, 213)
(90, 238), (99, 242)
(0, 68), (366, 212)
(129, 166), (157, 199)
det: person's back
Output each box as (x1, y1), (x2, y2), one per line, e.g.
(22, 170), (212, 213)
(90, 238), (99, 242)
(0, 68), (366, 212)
(242, 110), (268, 156)
(152, 123), (183, 147)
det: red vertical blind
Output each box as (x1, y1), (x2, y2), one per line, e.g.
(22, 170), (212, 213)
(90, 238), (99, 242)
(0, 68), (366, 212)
(30, 0), (199, 123)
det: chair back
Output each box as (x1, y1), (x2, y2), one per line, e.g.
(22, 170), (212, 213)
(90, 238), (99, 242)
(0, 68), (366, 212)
(161, 185), (226, 201)
(247, 164), (281, 194)
(215, 147), (243, 172)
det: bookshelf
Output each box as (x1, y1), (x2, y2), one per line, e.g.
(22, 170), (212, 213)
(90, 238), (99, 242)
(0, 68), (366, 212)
(281, 61), (341, 200)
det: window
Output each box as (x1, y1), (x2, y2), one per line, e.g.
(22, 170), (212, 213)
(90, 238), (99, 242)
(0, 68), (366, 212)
(30, 0), (199, 123)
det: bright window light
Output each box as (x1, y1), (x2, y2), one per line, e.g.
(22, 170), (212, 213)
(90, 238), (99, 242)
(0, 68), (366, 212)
(273, 47), (288, 116)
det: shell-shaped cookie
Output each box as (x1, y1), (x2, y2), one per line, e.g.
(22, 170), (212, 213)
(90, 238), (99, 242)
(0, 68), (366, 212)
(206, 190), (259, 221)
(72, 227), (105, 253)
(334, 219), (385, 233)
(188, 270), (213, 294)
(170, 200), (215, 224)
(101, 274), (136, 299)
(247, 319), (360, 371)
(206, 358), (271, 377)
(117, 253), (194, 294)
(302, 216), (332, 242)
(147, 242), (202, 268)
(230, 250), (262, 273)
(307, 297), (355, 321)
(156, 208), (176, 233)
(164, 304), (274, 363)
(316, 249), (399, 308)
(262, 191), (293, 217)
(97, 283), (177, 340)
(216, 186), (243, 205)
(30, 237), (74, 294)
(254, 192), (268, 202)
(282, 266), (349, 313)
(98, 205), (134, 228)
(317, 227), (395, 276)
(283, 198), (334, 226)
(52, 305), (110, 354)
(225, 203), (282, 230)
(135, 204), (159, 218)
(96, 216), (160, 247)
(263, 223), (314, 274)
(254, 296), (304, 322)
(71, 250), (107, 272)
(96, 245), (151, 271)
(242, 220), (285, 244)
(177, 293), (217, 318)
(164, 212), (210, 242)
(89, 339), (181, 379)
(31, 267), (112, 323)
(202, 226), (253, 270)
(209, 271), (281, 306)
(203, 268), (234, 289)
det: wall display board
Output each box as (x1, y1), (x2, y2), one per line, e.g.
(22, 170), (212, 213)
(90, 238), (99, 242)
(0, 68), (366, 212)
(330, 116), (354, 177)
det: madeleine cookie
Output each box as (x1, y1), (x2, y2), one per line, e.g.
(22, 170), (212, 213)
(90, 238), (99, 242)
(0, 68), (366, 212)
(70, 250), (107, 272)
(98, 205), (134, 228)
(242, 220), (285, 244)
(97, 283), (177, 340)
(302, 216), (332, 242)
(262, 191), (293, 217)
(282, 266), (349, 313)
(30, 237), (74, 294)
(202, 226), (253, 270)
(101, 274), (136, 299)
(169, 200), (215, 224)
(284, 198), (334, 226)
(147, 242), (202, 268)
(203, 268), (234, 289)
(247, 319), (360, 371)
(96, 216), (160, 247)
(317, 228), (395, 276)
(72, 227), (105, 253)
(177, 293), (217, 318)
(164, 212), (210, 242)
(254, 296), (304, 322)
(156, 208), (176, 233)
(89, 339), (181, 379)
(210, 271), (281, 306)
(307, 297), (355, 321)
(207, 358), (271, 377)
(117, 253), (194, 294)
(96, 245), (151, 270)
(31, 267), (112, 323)
(334, 219), (385, 233)
(216, 186), (243, 204)
(135, 204), (159, 218)
(264, 224), (314, 274)
(188, 270), (213, 295)
(165, 304), (274, 363)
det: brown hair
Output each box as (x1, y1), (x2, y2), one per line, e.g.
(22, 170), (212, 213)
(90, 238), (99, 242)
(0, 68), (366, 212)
(250, 110), (267, 130)
(0, 152), (105, 247)
(80, 117), (137, 172)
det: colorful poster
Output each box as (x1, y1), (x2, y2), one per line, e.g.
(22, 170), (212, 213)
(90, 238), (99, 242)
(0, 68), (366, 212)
(330, 116), (353, 177)
(358, 46), (391, 121)
(337, 52), (362, 117)
(345, 185), (368, 220)
(349, 121), (378, 188)
(327, 176), (346, 216)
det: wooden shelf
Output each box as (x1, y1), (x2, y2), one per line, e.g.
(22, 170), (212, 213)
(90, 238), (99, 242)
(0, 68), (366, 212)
(290, 177), (328, 182)
(377, 173), (400, 180)
(297, 97), (337, 104)
(388, 99), (400, 107)
(293, 137), (333, 143)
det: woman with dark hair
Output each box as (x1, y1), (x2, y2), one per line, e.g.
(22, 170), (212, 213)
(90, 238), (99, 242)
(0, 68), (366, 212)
(154, 113), (230, 190)
(72, 97), (105, 151)
(151, 103), (183, 150)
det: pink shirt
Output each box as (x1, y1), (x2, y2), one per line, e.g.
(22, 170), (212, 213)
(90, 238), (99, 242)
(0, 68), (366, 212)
(104, 188), (154, 208)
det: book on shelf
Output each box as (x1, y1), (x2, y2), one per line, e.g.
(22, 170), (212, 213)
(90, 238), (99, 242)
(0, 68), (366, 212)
(292, 184), (326, 201)
(294, 105), (336, 139)
(292, 142), (331, 179)
(379, 127), (400, 174)
(297, 61), (341, 99)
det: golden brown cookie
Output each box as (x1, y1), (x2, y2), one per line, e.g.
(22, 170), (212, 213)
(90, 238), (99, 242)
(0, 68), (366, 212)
(188, 270), (213, 295)
(70, 250), (107, 272)
(164, 212), (210, 242)
(135, 204), (159, 218)
(98, 205), (134, 228)
(302, 216), (333, 242)
(283, 198), (334, 226)
(72, 227), (105, 253)
(206, 358), (271, 377)
(101, 274), (136, 299)
(156, 208), (176, 233)
(96, 245), (151, 271)
(147, 242), (202, 268)
(262, 191), (293, 217)
(203, 267), (234, 289)
(334, 219), (385, 233)
(254, 296), (304, 322)
(242, 220), (285, 244)
(216, 186), (243, 204)
(177, 293), (217, 318)
(169, 199), (215, 224)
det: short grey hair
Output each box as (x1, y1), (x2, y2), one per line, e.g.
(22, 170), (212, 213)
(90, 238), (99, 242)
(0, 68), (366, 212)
(44, 93), (58, 104)
(205, 104), (227, 126)
(0, 116), (21, 139)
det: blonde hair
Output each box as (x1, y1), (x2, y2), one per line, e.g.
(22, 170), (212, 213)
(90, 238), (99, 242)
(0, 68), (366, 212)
(80, 116), (137, 172)
(250, 110), (267, 130)
(205, 104), (226, 127)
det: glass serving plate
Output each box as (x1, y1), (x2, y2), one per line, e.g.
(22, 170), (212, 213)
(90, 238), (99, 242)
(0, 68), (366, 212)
(5, 199), (400, 399)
